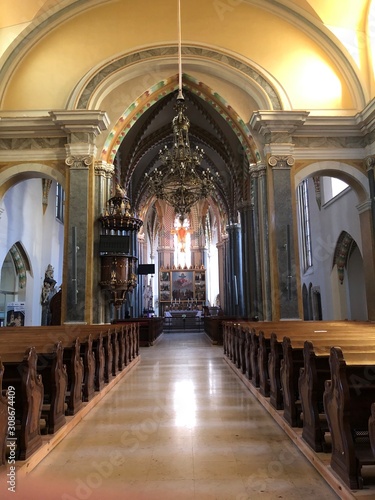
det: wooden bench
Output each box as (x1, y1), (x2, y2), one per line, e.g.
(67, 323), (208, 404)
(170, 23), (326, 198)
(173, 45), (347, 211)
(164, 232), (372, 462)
(369, 402), (375, 459)
(280, 335), (375, 427)
(2, 347), (44, 460)
(0, 360), (7, 466)
(323, 347), (375, 489)
(37, 341), (68, 434)
(0, 323), (141, 466)
(93, 333), (105, 392)
(300, 341), (375, 452)
(63, 338), (84, 415)
(81, 335), (96, 402)
(114, 318), (161, 347)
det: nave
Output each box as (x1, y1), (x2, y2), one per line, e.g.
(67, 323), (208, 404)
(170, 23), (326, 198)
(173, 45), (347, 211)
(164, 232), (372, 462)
(21, 333), (338, 500)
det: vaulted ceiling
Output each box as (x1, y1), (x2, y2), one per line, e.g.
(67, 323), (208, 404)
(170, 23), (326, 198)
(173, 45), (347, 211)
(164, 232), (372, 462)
(0, 0), (373, 225)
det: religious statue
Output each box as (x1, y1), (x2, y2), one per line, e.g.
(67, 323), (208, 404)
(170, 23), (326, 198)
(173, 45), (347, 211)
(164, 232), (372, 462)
(143, 279), (153, 313)
(41, 264), (57, 325)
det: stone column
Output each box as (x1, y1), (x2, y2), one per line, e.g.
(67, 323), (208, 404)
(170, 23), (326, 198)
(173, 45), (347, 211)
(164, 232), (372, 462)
(64, 150), (95, 323)
(257, 163), (272, 320)
(216, 240), (225, 311)
(268, 155), (299, 319)
(361, 156), (375, 320)
(238, 201), (256, 319)
(50, 110), (109, 324)
(226, 222), (244, 317)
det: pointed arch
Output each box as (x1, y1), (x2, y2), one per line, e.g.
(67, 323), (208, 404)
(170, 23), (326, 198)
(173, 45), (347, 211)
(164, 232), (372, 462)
(101, 74), (260, 167)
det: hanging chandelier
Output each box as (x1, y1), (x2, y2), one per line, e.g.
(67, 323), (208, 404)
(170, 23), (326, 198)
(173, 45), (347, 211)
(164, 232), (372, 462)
(145, 0), (217, 221)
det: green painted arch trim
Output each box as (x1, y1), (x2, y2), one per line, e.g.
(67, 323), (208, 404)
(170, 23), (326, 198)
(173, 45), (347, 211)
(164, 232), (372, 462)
(101, 74), (261, 165)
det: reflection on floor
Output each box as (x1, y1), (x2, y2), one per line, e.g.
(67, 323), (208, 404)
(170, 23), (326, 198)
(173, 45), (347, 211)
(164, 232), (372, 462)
(24, 332), (340, 499)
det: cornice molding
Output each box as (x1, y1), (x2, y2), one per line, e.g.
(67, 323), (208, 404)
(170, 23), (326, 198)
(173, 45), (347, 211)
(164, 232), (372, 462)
(250, 111), (309, 135)
(250, 103), (375, 140)
(0, 110), (109, 139)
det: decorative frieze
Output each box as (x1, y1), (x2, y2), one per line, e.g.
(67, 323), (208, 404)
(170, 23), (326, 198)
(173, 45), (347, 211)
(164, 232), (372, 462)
(294, 136), (365, 149)
(0, 137), (66, 150)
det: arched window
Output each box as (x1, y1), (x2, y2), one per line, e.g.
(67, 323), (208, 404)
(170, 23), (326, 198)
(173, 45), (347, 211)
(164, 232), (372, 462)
(297, 180), (312, 272)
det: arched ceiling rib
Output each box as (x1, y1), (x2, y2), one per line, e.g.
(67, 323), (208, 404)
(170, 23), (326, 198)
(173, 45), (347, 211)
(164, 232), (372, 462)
(121, 89), (241, 218)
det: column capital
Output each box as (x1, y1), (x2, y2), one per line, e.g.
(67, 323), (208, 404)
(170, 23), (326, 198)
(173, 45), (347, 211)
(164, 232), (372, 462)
(268, 155), (295, 169)
(94, 160), (114, 178)
(256, 162), (267, 176)
(365, 155), (375, 171)
(65, 154), (93, 170)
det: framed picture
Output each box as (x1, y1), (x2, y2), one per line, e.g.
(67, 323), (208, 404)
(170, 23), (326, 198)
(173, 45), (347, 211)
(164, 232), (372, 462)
(158, 268), (206, 302)
(172, 271), (194, 300)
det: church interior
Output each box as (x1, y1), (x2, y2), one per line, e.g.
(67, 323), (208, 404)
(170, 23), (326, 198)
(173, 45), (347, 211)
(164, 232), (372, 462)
(1, 0), (375, 498)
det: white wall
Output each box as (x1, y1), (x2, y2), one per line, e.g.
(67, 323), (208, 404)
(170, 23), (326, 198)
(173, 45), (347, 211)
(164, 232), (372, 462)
(298, 179), (364, 320)
(0, 179), (64, 326)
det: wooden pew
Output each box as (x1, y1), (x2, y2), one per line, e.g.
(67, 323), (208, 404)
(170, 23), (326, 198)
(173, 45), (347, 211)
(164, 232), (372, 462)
(0, 360), (7, 466)
(298, 341), (331, 452)
(37, 341), (68, 434)
(93, 333), (105, 392)
(103, 329), (114, 383)
(323, 347), (375, 489)
(299, 342), (375, 453)
(263, 323), (375, 412)
(280, 336), (305, 427)
(2, 347), (44, 460)
(281, 335), (375, 428)
(369, 402), (375, 459)
(111, 329), (120, 377)
(268, 332), (283, 409)
(63, 338), (84, 415)
(81, 335), (96, 402)
(0, 323), (141, 466)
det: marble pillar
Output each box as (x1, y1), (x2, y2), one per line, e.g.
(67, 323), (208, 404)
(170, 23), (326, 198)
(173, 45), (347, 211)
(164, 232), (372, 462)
(361, 155), (375, 320)
(239, 201), (256, 318)
(258, 163), (272, 320)
(217, 241), (225, 311)
(65, 152), (95, 323)
(226, 222), (244, 317)
(268, 155), (299, 319)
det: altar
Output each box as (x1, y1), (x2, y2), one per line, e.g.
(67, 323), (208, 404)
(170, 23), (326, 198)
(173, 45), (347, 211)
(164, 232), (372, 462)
(164, 310), (203, 331)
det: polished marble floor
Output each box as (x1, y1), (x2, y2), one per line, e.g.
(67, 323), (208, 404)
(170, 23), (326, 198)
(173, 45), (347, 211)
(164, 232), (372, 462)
(25, 332), (339, 499)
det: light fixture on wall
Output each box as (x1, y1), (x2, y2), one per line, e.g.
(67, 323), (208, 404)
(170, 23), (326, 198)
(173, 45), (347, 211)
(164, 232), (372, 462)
(145, 0), (217, 222)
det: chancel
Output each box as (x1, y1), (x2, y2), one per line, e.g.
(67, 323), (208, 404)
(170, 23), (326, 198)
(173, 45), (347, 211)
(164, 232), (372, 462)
(1, 0), (375, 498)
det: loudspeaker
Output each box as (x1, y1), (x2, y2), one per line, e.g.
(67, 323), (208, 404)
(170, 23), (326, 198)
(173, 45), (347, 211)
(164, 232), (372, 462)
(137, 264), (155, 275)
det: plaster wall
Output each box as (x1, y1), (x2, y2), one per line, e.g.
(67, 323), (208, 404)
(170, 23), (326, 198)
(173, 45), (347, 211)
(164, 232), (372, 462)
(300, 179), (364, 320)
(0, 178), (64, 325)
(1, 1), (355, 111)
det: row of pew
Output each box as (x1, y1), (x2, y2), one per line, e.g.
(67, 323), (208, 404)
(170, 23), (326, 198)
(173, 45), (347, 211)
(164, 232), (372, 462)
(223, 320), (375, 490)
(0, 323), (140, 465)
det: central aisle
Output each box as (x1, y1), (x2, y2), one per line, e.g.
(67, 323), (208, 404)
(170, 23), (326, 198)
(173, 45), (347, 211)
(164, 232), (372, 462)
(27, 332), (338, 499)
